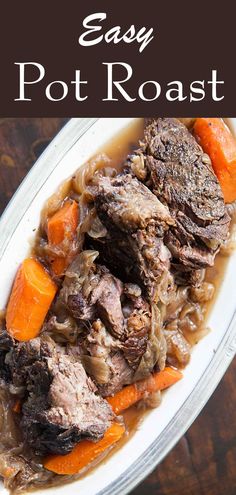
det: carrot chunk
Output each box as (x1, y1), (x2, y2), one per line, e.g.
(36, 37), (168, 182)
(51, 257), (67, 277)
(6, 258), (57, 341)
(44, 422), (125, 475)
(47, 200), (79, 276)
(107, 367), (183, 415)
(194, 118), (236, 203)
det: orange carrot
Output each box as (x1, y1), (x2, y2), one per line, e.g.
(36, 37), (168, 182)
(47, 200), (79, 276)
(51, 257), (67, 277)
(44, 422), (125, 475)
(6, 258), (57, 341)
(12, 399), (21, 414)
(194, 118), (236, 203)
(107, 367), (182, 415)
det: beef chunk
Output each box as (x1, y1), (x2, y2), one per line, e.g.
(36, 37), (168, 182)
(61, 251), (125, 339)
(122, 315), (149, 369)
(0, 330), (15, 383)
(128, 118), (230, 277)
(121, 284), (151, 370)
(90, 174), (175, 303)
(5, 335), (114, 455)
(79, 320), (134, 397)
(94, 173), (173, 233)
(60, 251), (153, 362)
(99, 352), (133, 397)
(92, 269), (124, 338)
(79, 304), (165, 398)
(59, 252), (166, 395)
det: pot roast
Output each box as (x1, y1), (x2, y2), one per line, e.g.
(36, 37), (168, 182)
(0, 117), (232, 494)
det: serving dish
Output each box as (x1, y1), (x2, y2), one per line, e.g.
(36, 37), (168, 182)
(0, 117), (236, 495)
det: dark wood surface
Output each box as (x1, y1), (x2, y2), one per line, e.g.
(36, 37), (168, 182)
(0, 118), (235, 495)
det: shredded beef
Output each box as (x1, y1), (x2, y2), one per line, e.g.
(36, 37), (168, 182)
(57, 251), (166, 395)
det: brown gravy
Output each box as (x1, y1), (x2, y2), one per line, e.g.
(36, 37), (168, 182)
(96, 118), (144, 171)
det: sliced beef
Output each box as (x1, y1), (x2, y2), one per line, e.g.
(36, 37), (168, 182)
(2, 335), (114, 455)
(128, 118), (230, 279)
(89, 174), (175, 303)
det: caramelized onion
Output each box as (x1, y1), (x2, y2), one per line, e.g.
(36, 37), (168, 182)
(72, 154), (111, 195)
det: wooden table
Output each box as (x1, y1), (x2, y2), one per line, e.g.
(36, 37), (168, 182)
(0, 118), (235, 495)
